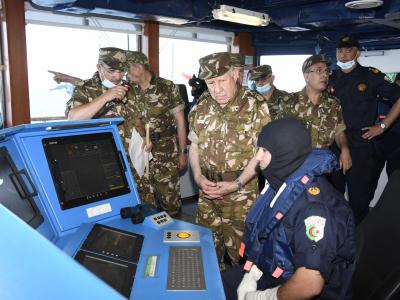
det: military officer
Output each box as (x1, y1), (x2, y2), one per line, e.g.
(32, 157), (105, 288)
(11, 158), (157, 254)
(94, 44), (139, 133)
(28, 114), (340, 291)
(188, 52), (270, 270)
(248, 64), (289, 120)
(230, 53), (246, 85)
(65, 47), (136, 154)
(329, 35), (400, 224)
(276, 55), (352, 174)
(125, 51), (187, 216)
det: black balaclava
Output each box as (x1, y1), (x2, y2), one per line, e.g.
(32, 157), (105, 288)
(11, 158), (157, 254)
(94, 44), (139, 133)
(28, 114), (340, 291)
(257, 118), (312, 190)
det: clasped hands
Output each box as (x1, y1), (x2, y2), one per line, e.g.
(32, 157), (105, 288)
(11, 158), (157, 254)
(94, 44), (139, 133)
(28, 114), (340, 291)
(196, 175), (238, 200)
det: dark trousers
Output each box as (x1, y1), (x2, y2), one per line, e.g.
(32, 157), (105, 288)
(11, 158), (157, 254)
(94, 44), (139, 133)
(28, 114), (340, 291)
(329, 137), (378, 225)
(371, 131), (400, 185)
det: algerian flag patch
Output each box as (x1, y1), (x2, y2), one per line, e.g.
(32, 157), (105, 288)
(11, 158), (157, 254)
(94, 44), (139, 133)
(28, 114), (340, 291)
(304, 216), (326, 242)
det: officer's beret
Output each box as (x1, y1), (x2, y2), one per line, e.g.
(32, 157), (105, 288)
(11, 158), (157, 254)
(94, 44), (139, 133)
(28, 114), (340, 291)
(125, 51), (149, 66)
(336, 35), (360, 49)
(98, 47), (127, 71)
(249, 65), (272, 81)
(302, 54), (331, 73)
(198, 52), (232, 80)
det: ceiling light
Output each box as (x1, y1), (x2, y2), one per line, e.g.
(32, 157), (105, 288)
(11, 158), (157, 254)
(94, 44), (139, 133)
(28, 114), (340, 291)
(212, 5), (269, 27)
(345, 0), (384, 9)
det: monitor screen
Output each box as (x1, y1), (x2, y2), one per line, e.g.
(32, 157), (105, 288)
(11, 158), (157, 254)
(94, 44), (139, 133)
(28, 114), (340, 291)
(0, 147), (43, 228)
(42, 132), (130, 210)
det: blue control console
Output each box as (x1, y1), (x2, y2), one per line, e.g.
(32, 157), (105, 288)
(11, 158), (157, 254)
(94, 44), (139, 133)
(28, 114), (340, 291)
(0, 118), (225, 300)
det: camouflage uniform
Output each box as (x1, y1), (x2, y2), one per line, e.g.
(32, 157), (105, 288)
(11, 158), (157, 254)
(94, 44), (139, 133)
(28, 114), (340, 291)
(65, 48), (137, 154)
(189, 52), (271, 270)
(249, 64), (289, 120)
(126, 51), (185, 216)
(278, 89), (346, 148)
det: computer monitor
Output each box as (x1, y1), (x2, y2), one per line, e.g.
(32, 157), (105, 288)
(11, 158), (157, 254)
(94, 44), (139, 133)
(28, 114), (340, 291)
(42, 132), (130, 210)
(0, 146), (43, 228)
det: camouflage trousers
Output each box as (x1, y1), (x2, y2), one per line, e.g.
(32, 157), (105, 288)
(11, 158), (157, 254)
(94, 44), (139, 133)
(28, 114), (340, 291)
(196, 177), (258, 271)
(135, 139), (182, 216)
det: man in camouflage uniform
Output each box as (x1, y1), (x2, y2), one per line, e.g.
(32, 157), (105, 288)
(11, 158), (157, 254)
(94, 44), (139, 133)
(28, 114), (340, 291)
(230, 53), (245, 85)
(125, 51), (187, 216)
(65, 47), (137, 155)
(188, 52), (270, 270)
(277, 54), (352, 172)
(248, 64), (289, 120)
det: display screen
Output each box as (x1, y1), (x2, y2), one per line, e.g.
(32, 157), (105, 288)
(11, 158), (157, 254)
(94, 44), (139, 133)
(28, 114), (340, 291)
(0, 147), (43, 228)
(42, 132), (130, 210)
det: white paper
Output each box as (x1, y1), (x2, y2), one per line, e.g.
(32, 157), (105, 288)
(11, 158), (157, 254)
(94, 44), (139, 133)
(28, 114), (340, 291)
(129, 128), (153, 178)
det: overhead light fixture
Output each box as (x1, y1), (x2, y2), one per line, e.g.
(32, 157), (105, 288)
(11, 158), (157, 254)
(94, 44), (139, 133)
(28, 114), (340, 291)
(212, 5), (269, 27)
(345, 0), (384, 9)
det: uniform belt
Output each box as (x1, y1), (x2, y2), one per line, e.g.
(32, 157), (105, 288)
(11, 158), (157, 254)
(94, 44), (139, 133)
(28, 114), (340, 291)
(150, 127), (176, 140)
(202, 168), (242, 182)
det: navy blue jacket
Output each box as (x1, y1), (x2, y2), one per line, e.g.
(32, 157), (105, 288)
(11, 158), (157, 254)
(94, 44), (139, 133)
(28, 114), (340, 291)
(242, 149), (356, 299)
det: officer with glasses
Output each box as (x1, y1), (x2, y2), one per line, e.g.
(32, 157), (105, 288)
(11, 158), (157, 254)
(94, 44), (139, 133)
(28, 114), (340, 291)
(329, 35), (400, 224)
(275, 54), (352, 176)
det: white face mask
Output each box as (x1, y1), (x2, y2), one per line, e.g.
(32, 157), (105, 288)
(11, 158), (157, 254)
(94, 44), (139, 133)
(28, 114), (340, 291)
(337, 59), (356, 70)
(102, 78), (119, 89)
(256, 83), (272, 94)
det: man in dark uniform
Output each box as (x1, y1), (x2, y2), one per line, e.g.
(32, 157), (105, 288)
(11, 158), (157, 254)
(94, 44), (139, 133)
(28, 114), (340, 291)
(329, 35), (400, 224)
(248, 64), (289, 120)
(222, 118), (355, 300)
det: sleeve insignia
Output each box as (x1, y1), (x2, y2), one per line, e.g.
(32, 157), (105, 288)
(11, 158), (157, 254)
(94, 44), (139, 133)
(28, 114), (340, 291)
(308, 186), (320, 195)
(305, 216), (326, 242)
(357, 83), (367, 92)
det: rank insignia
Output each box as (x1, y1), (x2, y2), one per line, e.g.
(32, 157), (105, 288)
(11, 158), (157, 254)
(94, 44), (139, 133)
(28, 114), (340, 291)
(357, 83), (367, 92)
(305, 216), (326, 242)
(328, 85), (335, 94)
(308, 186), (320, 195)
(368, 67), (379, 74)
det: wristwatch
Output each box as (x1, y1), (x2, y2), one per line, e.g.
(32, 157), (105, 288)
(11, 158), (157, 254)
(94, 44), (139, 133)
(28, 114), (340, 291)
(380, 122), (386, 130)
(235, 178), (244, 191)
(181, 148), (188, 155)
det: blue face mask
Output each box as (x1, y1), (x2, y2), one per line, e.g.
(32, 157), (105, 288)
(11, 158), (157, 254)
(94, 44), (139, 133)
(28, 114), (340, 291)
(256, 83), (272, 95)
(337, 59), (356, 70)
(102, 78), (120, 89)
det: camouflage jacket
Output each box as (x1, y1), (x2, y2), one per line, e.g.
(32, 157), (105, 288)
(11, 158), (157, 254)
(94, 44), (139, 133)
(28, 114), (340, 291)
(65, 71), (137, 152)
(278, 88), (346, 148)
(264, 87), (289, 121)
(131, 73), (184, 143)
(188, 87), (271, 173)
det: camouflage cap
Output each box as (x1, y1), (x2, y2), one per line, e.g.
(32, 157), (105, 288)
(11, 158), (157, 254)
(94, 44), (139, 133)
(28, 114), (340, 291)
(337, 35), (360, 49)
(249, 65), (272, 81)
(125, 51), (149, 66)
(98, 47), (126, 71)
(230, 53), (245, 67)
(302, 54), (331, 73)
(198, 52), (232, 80)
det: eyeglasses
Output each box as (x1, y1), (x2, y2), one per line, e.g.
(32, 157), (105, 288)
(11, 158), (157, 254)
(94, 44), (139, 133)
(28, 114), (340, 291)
(306, 68), (330, 75)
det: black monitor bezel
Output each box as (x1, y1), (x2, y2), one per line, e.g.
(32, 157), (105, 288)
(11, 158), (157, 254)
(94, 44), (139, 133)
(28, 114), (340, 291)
(42, 132), (131, 210)
(0, 146), (44, 228)
(75, 250), (136, 298)
(81, 223), (144, 263)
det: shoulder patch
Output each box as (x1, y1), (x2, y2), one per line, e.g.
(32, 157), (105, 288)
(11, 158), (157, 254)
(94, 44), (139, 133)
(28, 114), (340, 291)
(304, 216), (326, 242)
(308, 186), (320, 196)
